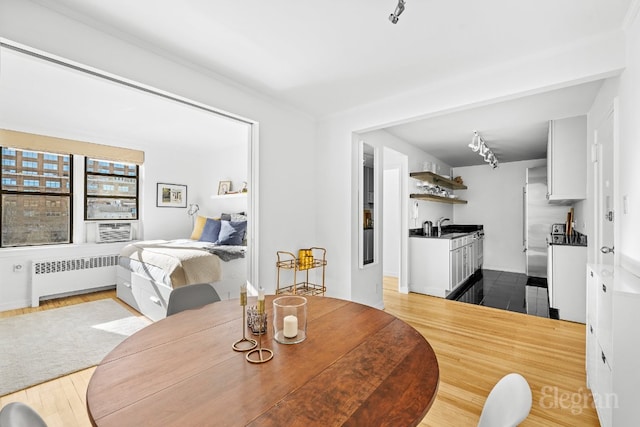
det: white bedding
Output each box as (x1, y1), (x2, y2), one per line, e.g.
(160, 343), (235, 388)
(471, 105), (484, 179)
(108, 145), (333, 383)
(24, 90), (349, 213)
(119, 239), (245, 288)
(117, 239), (248, 320)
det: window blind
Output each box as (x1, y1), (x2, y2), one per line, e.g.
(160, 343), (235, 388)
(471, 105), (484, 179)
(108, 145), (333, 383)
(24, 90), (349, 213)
(0, 129), (144, 164)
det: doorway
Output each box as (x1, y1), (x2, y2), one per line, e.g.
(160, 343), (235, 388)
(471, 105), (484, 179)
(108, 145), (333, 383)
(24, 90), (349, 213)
(383, 147), (408, 293)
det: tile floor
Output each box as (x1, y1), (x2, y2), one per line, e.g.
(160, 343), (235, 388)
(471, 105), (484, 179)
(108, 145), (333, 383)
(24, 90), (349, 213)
(450, 269), (550, 318)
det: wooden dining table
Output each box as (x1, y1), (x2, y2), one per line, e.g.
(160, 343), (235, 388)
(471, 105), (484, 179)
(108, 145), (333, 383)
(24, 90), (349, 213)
(87, 295), (439, 426)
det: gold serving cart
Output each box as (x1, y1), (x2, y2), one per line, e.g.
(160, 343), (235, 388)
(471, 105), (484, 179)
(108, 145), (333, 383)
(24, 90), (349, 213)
(276, 247), (327, 296)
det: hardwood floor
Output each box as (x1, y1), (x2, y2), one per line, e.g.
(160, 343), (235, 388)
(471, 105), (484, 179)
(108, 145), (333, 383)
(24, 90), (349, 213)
(382, 277), (599, 427)
(0, 282), (598, 426)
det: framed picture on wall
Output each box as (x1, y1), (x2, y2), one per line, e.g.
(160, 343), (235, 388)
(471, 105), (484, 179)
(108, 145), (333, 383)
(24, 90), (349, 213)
(218, 180), (232, 195)
(156, 183), (187, 208)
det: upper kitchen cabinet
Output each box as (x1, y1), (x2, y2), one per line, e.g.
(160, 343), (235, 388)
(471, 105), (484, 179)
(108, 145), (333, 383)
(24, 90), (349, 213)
(547, 115), (587, 202)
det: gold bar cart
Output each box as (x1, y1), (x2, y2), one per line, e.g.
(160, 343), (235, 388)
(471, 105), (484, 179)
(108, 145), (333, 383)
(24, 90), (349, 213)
(276, 247), (327, 296)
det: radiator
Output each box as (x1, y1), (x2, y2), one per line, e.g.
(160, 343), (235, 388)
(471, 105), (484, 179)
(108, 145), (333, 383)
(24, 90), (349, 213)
(31, 254), (119, 307)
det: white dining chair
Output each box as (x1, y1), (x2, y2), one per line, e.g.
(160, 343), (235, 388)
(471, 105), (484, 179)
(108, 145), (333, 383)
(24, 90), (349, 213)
(166, 283), (221, 316)
(0, 402), (48, 427)
(477, 373), (532, 427)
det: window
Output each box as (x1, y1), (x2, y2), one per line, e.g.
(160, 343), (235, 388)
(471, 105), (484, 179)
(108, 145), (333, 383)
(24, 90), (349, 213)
(22, 160), (38, 168)
(85, 158), (138, 220)
(1, 147), (72, 247)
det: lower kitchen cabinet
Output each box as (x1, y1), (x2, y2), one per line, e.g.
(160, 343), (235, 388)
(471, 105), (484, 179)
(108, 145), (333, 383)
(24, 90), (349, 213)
(409, 234), (482, 297)
(586, 264), (640, 427)
(548, 244), (587, 322)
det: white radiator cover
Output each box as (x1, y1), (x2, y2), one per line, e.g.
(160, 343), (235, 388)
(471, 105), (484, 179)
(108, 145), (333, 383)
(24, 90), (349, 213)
(31, 255), (119, 307)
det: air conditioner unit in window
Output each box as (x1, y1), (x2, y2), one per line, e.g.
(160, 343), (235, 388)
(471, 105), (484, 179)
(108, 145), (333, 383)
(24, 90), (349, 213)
(97, 222), (133, 243)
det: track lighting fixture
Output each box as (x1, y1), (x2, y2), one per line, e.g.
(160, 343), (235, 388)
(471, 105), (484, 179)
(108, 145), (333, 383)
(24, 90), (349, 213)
(468, 130), (498, 169)
(389, 0), (405, 24)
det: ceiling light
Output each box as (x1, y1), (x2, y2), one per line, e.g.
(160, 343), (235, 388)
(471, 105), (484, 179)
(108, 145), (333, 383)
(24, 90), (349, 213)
(468, 130), (498, 169)
(389, 0), (406, 24)
(468, 132), (480, 152)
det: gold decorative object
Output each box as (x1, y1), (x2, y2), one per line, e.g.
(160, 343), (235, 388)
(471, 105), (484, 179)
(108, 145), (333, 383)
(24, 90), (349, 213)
(276, 247), (327, 296)
(246, 287), (273, 363)
(232, 283), (257, 352)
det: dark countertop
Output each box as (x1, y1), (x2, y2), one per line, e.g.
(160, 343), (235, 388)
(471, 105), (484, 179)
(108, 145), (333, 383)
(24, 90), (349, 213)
(548, 231), (588, 247)
(409, 224), (483, 240)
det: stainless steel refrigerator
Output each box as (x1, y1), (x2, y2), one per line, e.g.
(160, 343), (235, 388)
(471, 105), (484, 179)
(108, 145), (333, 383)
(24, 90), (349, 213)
(523, 167), (567, 277)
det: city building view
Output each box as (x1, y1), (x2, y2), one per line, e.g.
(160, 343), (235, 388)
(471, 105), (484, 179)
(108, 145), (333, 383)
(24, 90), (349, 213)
(1, 148), (138, 247)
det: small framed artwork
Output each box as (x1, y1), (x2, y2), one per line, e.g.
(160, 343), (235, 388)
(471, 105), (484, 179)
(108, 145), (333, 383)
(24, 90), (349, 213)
(218, 180), (232, 195)
(156, 183), (187, 208)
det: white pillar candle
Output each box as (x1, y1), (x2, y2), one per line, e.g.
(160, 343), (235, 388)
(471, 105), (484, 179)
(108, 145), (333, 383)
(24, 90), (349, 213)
(257, 287), (265, 313)
(283, 315), (298, 338)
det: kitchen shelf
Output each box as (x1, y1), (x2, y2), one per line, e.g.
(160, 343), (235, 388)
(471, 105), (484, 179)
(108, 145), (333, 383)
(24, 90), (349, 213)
(410, 171), (467, 190)
(410, 194), (468, 204)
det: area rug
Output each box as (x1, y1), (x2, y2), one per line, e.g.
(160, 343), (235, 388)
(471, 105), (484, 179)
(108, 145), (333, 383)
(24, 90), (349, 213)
(0, 299), (151, 396)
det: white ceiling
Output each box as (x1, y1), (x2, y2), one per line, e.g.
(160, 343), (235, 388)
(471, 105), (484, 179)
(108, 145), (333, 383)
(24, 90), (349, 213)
(1, 0), (634, 165)
(383, 80), (604, 167)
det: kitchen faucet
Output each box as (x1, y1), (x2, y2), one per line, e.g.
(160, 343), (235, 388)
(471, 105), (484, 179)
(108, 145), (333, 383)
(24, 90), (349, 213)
(437, 217), (450, 236)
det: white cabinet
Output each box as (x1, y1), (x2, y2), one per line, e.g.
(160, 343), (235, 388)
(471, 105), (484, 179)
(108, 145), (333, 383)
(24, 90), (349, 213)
(409, 234), (482, 297)
(548, 244), (587, 322)
(409, 237), (450, 297)
(586, 265), (640, 427)
(547, 115), (587, 201)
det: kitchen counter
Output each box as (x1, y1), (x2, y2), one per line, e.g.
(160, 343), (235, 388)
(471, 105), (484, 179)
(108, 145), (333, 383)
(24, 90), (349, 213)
(409, 224), (484, 298)
(409, 224), (483, 239)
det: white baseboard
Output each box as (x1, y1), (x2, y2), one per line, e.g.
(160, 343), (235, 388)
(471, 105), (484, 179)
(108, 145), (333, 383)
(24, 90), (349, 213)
(0, 299), (32, 312)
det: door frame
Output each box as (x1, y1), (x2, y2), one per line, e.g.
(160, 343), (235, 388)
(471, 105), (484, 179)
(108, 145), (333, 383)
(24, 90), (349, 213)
(592, 99), (619, 266)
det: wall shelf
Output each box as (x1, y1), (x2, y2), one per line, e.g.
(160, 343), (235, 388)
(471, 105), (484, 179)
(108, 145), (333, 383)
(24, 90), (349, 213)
(210, 192), (247, 199)
(410, 171), (467, 190)
(410, 194), (468, 204)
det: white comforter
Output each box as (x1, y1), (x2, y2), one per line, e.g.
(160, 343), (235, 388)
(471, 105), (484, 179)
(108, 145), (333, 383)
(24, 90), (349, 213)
(120, 239), (222, 288)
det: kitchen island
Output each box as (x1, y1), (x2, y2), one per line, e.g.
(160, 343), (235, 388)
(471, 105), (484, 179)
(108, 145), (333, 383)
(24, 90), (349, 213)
(409, 225), (484, 298)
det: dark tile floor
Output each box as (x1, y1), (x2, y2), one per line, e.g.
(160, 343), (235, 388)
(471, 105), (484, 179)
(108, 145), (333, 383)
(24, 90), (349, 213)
(449, 269), (550, 318)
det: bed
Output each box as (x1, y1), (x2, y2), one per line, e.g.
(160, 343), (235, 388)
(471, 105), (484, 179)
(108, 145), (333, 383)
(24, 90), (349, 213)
(116, 215), (249, 321)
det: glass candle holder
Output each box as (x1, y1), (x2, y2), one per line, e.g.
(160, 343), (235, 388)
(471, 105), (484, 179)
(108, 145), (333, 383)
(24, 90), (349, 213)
(247, 306), (268, 335)
(273, 296), (307, 344)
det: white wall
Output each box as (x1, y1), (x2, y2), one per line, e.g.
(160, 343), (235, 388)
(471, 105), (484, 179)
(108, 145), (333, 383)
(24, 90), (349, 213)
(0, 0), (317, 310)
(578, 77), (620, 263)
(453, 159), (546, 273)
(617, 8), (640, 276)
(382, 169), (400, 277)
(580, 7), (640, 275)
